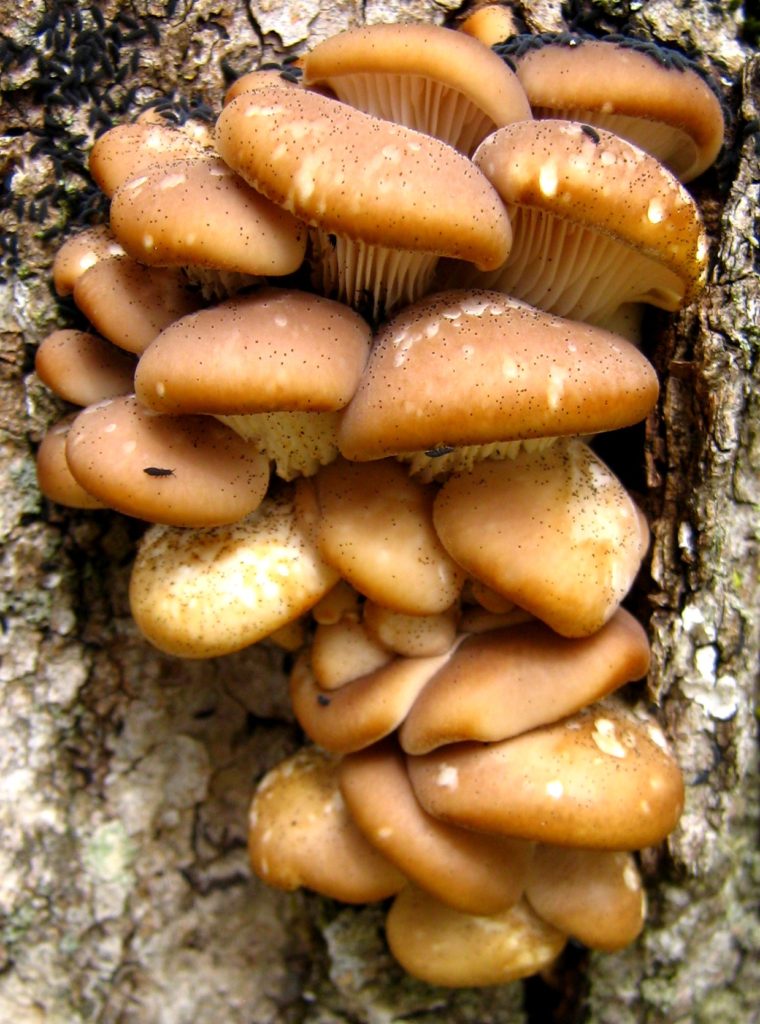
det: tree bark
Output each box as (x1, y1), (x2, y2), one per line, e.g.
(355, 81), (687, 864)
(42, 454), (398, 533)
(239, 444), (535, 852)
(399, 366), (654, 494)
(0, 2), (757, 1022)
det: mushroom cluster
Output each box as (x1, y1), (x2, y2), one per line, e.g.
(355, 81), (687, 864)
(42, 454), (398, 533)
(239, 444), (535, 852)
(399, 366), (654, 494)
(33, 13), (724, 989)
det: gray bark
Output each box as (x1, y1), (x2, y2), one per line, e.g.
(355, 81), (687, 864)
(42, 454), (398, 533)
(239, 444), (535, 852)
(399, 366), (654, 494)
(0, 2), (757, 1022)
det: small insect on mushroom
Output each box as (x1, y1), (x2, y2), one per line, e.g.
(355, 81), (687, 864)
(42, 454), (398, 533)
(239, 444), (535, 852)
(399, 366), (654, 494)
(580, 124), (601, 144)
(425, 446), (456, 458)
(143, 466), (175, 477)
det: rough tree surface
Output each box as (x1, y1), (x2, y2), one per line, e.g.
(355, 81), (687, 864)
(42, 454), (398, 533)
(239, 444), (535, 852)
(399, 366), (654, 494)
(0, 2), (757, 1022)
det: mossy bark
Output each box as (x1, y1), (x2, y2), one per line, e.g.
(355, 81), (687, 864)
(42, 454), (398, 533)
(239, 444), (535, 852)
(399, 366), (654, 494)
(0, 2), (757, 1022)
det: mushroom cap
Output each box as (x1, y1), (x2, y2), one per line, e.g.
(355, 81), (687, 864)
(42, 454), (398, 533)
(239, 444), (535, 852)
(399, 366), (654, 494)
(110, 157), (307, 276)
(248, 747), (405, 902)
(301, 23), (531, 154)
(473, 120), (708, 316)
(498, 35), (724, 182)
(135, 287), (371, 415)
(290, 645), (455, 754)
(337, 290), (659, 463)
(35, 329), (135, 406)
(72, 256), (203, 355)
(525, 845), (646, 951)
(310, 617), (392, 691)
(458, 5), (522, 47)
(215, 84), (511, 270)
(88, 121), (211, 196)
(339, 739), (533, 915)
(432, 440), (650, 637)
(52, 225), (125, 296)
(399, 608), (650, 754)
(224, 68), (302, 106)
(129, 490), (340, 657)
(408, 698), (685, 850)
(363, 601), (459, 658)
(306, 458), (465, 615)
(36, 416), (107, 510)
(65, 395), (269, 527)
(386, 888), (566, 987)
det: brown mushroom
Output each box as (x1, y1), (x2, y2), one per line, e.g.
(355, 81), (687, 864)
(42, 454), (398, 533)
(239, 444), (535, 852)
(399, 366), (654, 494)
(35, 329), (136, 406)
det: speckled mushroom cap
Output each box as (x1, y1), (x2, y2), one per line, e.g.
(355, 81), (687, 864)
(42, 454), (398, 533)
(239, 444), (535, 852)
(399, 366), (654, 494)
(215, 84), (511, 318)
(88, 121), (211, 196)
(408, 697), (685, 850)
(223, 67), (302, 106)
(386, 887), (566, 987)
(432, 439), (650, 637)
(305, 458), (465, 614)
(36, 416), (107, 510)
(52, 225), (125, 295)
(495, 35), (725, 182)
(301, 23), (532, 155)
(109, 157), (307, 276)
(72, 256), (203, 355)
(290, 644), (457, 754)
(362, 602), (459, 658)
(129, 489), (340, 657)
(339, 738), (534, 915)
(525, 845), (646, 951)
(399, 608), (651, 754)
(135, 287), (371, 415)
(248, 746), (405, 903)
(65, 395), (269, 527)
(35, 329), (136, 406)
(470, 120), (708, 322)
(337, 290), (659, 472)
(310, 616), (392, 690)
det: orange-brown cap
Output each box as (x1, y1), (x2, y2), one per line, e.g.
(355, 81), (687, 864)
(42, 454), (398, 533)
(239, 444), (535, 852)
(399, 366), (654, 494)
(88, 121), (211, 196)
(399, 609), (650, 754)
(525, 845), (646, 951)
(339, 739), (533, 915)
(308, 458), (465, 615)
(432, 440), (650, 637)
(249, 747), (405, 902)
(338, 290), (659, 469)
(35, 329), (135, 406)
(135, 288), (371, 415)
(302, 23), (531, 154)
(386, 887), (566, 987)
(408, 697), (685, 850)
(310, 616), (392, 691)
(36, 416), (107, 510)
(496, 34), (724, 181)
(51, 225), (125, 296)
(215, 84), (511, 270)
(72, 256), (203, 355)
(458, 5), (521, 47)
(110, 157), (307, 276)
(65, 395), (269, 527)
(472, 120), (708, 321)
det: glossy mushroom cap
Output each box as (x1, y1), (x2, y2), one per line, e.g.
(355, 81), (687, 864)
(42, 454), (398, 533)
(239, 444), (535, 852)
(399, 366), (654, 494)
(51, 225), (125, 296)
(305, 458), (465, 614)
(249, 747), (405, 902)
(129, 490), (340, 657)
(72, 256), (203, 355)
(35, 330), (136, 406)
(88, 121), (211, 196)
(399, 609), (651, 754)
(65, 395), (269, 527)
(302, 23), (532, 154)
(36, 416), (107, 510)
(386, 887), (566, 987)
(215, 84), (511, 318)
(496, 34), (725, 182)
(471, 120), (708, 322)
(525, 845), (646, 951)
(339, 739), (533, 915)
(337, 290), (659, 475)
(135, 288), (370, 415)
(408, 697), (685, 850)
(432, 440), (650, 637)
(110, 157), (307, 276)
(458, 4), (521, 47)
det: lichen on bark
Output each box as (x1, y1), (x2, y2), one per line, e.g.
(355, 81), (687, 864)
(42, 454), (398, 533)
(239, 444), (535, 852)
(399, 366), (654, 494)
(0, 2), (757, 1022)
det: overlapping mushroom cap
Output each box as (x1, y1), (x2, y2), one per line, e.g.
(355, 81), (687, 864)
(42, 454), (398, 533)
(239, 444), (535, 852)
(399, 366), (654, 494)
(301, 22), (532, 154)
(494, 33), (725, 182)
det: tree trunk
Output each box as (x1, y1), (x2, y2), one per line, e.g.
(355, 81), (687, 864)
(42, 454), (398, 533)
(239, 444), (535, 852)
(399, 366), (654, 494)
(0, 2), (757, 1022)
